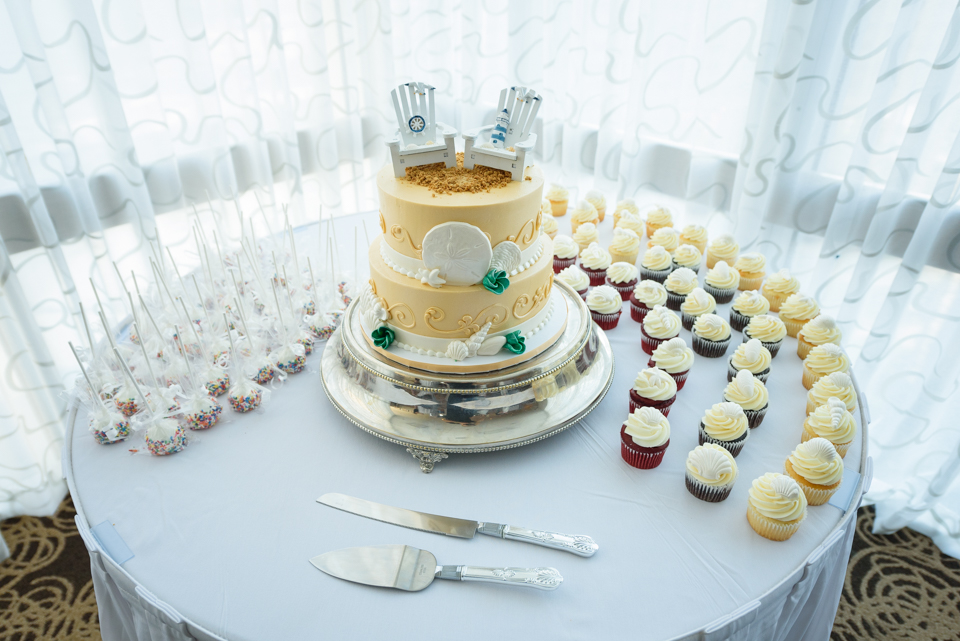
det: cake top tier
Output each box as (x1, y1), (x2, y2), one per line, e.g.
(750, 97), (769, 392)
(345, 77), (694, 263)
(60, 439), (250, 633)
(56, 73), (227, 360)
(378, 157), (544, 206)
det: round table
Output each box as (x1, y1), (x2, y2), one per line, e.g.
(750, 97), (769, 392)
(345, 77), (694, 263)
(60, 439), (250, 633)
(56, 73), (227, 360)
(64, 216), (869, 641)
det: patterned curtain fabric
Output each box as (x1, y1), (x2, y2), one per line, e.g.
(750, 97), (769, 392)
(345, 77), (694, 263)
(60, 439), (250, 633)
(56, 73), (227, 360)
(1, 0), (959, 558)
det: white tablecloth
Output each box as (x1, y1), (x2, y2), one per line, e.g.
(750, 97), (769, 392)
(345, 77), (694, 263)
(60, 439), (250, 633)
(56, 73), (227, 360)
(65, 214), (869, 641)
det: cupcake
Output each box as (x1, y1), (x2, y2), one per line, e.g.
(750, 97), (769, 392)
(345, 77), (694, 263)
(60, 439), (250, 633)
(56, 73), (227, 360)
(664, 267), (698, 311)
(761, 269), (800, 312)
(685, 443), (738, 502)
(728, 338), (772, 383)
(802, 344), (850, 390)
(698, 401), (750, 457)
(616, 210), (645, 237)
(639, 245), (673, 283)
(648, 336), (694, 390)
(620, 406), (671, 469)
(730, 290), (770, 332)
(648, 226), (680, 253)
(734, 252), (767, 291)
(644, 205), (673, 238)
(743, 314), (787, 357)
(552, 234), (579, 273)
(609, 227), (642, 264)
(807, 371), (856, 415)
(586, 285), (623, 330)
(692, 313), (732, 358)
(778, 294), (820, 338)
(629, 280), (668, 323)
(144, 417), (186, 456)
(557, 265), (590, 300)
(705, 234), (738, 270)
(723, 369), (769, 428)
(546, 183), (569, 216)
(570, 199), (599, 234)
(797, 314), (841, 360)
(585, 189), (607, 222)
(679, 224), (708, 255)
(573, 222), (599, 252)
(803, 397), (856, 458)
(541, 207), (559, 239)
(680, 287), (716, 331)
(746, 473), (807, 541)
(785, 438), (844, 506)
(605, 262), (639, 301)
(629, 367), (678, 415)
(579, 242), (612, 286)
(704, 260), (740, 304)
(672, 244), (702, 272)
(641, 305), (682, 355)
(612, 198), (639, 227)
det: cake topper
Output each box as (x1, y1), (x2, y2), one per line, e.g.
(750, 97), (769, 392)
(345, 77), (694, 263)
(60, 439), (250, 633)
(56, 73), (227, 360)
(386, 81), (458, 178)
(463, 86), (542, 181)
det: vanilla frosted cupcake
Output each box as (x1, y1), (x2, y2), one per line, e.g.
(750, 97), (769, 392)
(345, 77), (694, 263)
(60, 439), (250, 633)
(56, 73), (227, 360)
(685, 443), (738, 502)
(803, 397), (856, 457)
(609, 227), (641, 264)
(664, 267), (698, 310)
(612, 198), (639, 227)
(552, 234), (579, 272)
(692, 313), (732, 358)
(672, 244), (702, 272)
(679, 224), (708, 255)
(779, 294), (820, 337)
(605, 262), (639, 301)
(680, 287), (716, 330)
(704, 260), (740, 304)
(743, 314), (787, 357)
(615, 210), (645, 237)
(629, 280), (668, 323)
(723, 369), (769, 428)
(747, 473), (807, 541)
(807, 372), (856, 415)
(629, 367), (678, 416)
(785, 438), (844, 506)
(546, 183), (570, 216)
(579, 241), (612, 286)
(541, 204), (559, 239)
(586, 284), (623, 330)
(734, 252), (766, 291)
(641, 305), (681, 355)
(640, 245), (673, 283)
(570, 199), (599, 233)
(645, 205), (673, 238)
(699, 401), (749, 457)
(648, 226), (680, 253)
(620, 406), (671, 469)
(762, 269), (800, 312)
(648, 337), (695, 390)
(797, 314), (841, 360)
(573, 222), (599, 252)
(730, 290), (770, 332)
(728, 338), (772, 383)
(585, 189), (607, 222)
(557, 265), (590, 299)
(802, 344), (850, 390)
(706, 234), (738, 269)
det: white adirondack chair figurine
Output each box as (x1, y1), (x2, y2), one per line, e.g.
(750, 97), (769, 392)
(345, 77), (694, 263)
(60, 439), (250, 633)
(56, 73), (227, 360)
(463, 86), (542, 181)
(386, 81), (457, 178)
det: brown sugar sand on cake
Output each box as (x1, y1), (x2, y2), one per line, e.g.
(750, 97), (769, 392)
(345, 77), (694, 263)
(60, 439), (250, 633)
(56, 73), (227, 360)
(404, 152), (514, 194)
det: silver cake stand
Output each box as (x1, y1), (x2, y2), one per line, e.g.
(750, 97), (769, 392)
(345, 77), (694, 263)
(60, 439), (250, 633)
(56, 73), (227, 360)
(320, 281), (615, 472)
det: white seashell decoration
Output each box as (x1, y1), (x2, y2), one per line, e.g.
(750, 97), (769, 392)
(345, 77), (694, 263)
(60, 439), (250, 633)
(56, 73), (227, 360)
(466, 322), (492, 357)
(735, 369), (755, 396)
(772, 475), (801, 500)
(445, 340), (470, 361)
(477, 336), (507, 356)
(490, 241), (522, 274)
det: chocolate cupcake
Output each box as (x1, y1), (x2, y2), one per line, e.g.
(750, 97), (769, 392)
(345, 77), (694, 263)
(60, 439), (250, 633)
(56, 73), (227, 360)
(743, 314), (787, 358)
(685, 443), (738, 502)
(698, 402), (750, 458)
(664, 267), (698, 311)
(692, 313), (731, 358)
(729, 290), (770, 332)
(722, 369), (769, 428)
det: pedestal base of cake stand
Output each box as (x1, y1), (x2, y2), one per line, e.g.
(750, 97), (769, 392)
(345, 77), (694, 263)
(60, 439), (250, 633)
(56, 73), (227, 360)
(319, 281), (615, 472)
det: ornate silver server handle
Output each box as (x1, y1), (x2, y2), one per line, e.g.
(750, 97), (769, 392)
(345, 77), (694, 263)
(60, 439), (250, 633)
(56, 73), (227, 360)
(477, 522), (599, 557)
(435, 565), (563, 590)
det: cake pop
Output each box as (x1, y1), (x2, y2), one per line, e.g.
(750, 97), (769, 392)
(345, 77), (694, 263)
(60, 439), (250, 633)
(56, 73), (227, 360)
(223, 312), (269, 412)
(70, 342), (131, 444)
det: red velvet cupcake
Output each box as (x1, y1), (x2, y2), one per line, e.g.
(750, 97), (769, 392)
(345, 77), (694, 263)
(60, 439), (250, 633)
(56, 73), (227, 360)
(640, 305), (681, 355)
(620, 407), (671, 469)
(604, 262), (639, 302)
(552, 235), (579, 274)
(579, 242), (612, 287)
(586, 285), (623, 330)
(628, 367), (678, 416)
(629, 280), (668, 323)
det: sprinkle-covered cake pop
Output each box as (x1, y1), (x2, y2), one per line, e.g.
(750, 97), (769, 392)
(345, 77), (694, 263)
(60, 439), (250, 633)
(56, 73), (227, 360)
(144, 417), (186, 456)
(114, 382), (140, 416)
(275, 343), (306, 374)
(89, 410), (131, 445)
(228, 379), (264, 413)
(182, 394), (223, 430)
(203, 366), (230, 396)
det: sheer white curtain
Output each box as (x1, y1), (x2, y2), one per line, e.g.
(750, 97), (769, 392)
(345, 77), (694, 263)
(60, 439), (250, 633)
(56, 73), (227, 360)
(1, 0), (960, 559)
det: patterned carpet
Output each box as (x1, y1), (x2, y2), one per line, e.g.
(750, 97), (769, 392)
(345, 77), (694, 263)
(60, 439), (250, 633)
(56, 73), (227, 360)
(1, 498), (958, 640)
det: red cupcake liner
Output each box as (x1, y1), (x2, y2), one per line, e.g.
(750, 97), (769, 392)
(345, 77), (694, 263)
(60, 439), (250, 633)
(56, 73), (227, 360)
(645, 359), (689, 390)
(629, 389), (676, 416)
(590, 309), (621, 330)
(629, 294), (652, 323)
(641, 325), (679, 355)
(581, 264), (608, 286)
(554, 256), (576, 273)
(620, 426), (669, 469)
(606, 277), (637, 301)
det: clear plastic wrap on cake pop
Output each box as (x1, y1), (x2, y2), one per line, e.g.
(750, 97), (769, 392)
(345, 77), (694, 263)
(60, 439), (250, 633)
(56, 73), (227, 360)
(227, 377), (270, 413)
(203, 365), (230, 396)
(181, 393), (223, 430)
(144, 416), (186, 455)
(274, 342), (306, 374)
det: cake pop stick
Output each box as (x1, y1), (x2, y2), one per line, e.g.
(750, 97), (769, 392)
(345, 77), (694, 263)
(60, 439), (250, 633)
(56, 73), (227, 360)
(69, 342), (107, 412)
(271, 281), (306, 374)
(132, 322), (162, 390)
(78, 302), (96, 354)
(112, 344), (151, 416)
(283, 265), (314, 354)
(223, 312), (266, 412)
(71, 342), (131, 444)
(182, 295), (230, 394)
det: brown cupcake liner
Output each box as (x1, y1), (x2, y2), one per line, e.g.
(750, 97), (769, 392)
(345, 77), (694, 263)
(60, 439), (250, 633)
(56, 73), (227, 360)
(672, 260), (701, 273)
(666, 291), (687, 311)
(639, 265), (672, 283)
(742, 330), (782, 357)
(704, 283), (736, 304)
(685, 473), (734, 503)
(698, 422), (749, 458)
(692, 334), (730, 358)
(729, 308), (754, 333)
(727, 359), (770, 383)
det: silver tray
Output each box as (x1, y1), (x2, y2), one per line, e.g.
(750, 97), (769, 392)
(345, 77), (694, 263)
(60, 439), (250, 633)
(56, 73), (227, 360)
(320, 281), (615, 472)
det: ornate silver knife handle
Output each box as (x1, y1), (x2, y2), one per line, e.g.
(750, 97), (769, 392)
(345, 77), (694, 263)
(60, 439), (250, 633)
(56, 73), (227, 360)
(436, 565), (563, 590)
(477, 522), (599, 557)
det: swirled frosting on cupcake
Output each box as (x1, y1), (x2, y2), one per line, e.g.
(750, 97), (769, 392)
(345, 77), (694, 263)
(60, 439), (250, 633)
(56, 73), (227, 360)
(730, 339), (771, 374)
(553, 235), (579, 259)
(679, 224), (708, 247)
(580, 242), (612, 270)
(615, 198), (639, 217)
(779, 294), (820, 321)
(732, 290), (770, 315)
(616, 211), (645, 236)
(735, 252), (766, 274)
(624, 406), (670, 447)
(607, 262), (638, 284)
(745, 315), (787, 342)
(571, 200), (599, 229)
(633, 280), (668, 307)
(610, 228), (641, 256)
(804, 344), (849, 375)
(643, 305), (681, 339)
(764, 269), (800, 295)
(705, 260), (740, 290)
(573, 222), (599, 248)
(673, 244), (702, 268)
(665, 267), (698, 295)
(806, 397), (856, 443)
(701, 402), (748, 440)
(809, 372), (856, 410)
(541, 212), (558, 236)
(648, 227), (680, 252)
(707, 235), (738, 262)
(557, 266), (590, 292)
(641, 245), (672, 270)
(693, 313), (731, 341)
(723, 369), (769, 410)
(748, 473), (807, 521)
(632, 367), (677, 400)
(651, 337), (694, 373)
(546, 184), (569, 200)
(799, 315), (842, 346)
(585, 190), (606, 214)
(586, 285), (622, 314)
(681, 288), (716, 316)
(686, 443), (738, 487)
(645, 206), (673, 227)
(789, 438), (844, 486)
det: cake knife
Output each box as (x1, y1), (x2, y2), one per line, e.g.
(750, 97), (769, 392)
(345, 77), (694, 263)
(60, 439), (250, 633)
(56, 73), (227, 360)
(317, 493), (599, 557)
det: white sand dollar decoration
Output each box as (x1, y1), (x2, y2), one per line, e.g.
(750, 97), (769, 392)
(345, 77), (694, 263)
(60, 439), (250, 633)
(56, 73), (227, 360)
(421, 222), (493, 286)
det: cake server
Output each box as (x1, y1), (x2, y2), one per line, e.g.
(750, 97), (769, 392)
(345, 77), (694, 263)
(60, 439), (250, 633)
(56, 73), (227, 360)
(310, 544), (563, 591)
(317, 492), (599, 557)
